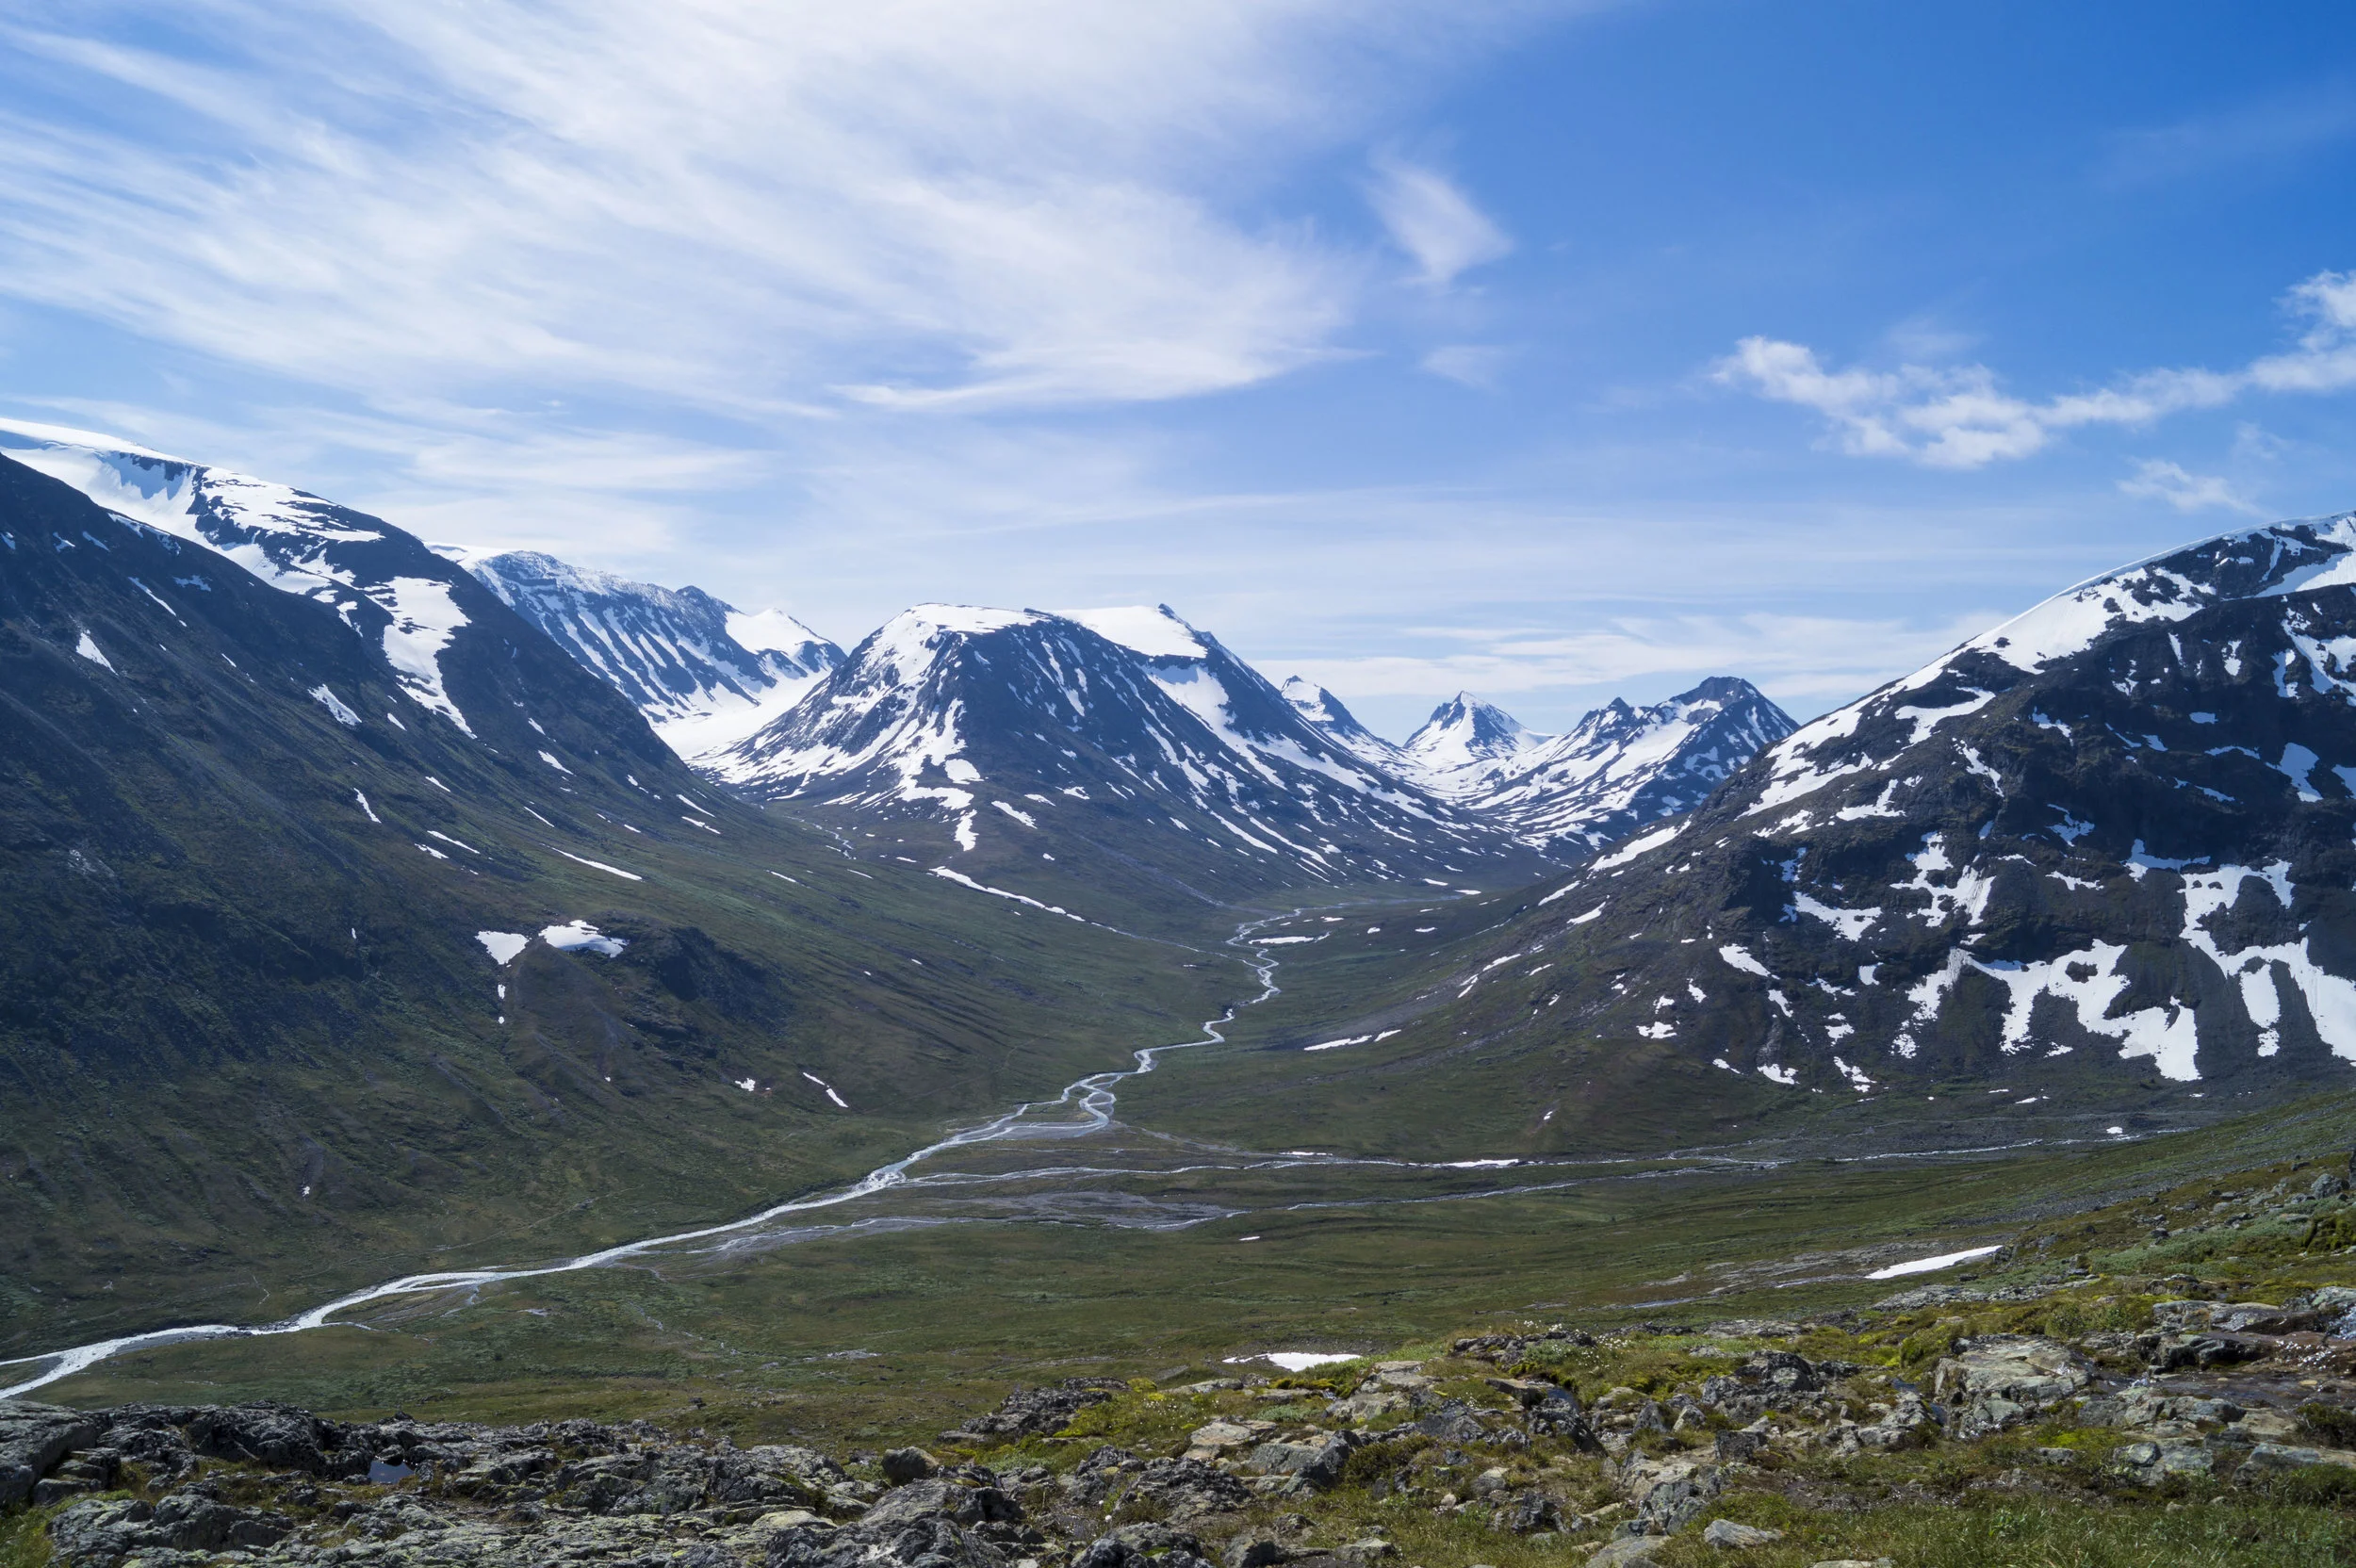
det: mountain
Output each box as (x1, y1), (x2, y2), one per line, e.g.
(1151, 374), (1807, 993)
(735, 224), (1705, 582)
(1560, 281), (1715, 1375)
(1278, 676), (1407, 769)
(1288, 676), (1797, 858)
(1400, 692), (1546, 796)
(1469, 677), (1798, 854)
(0, 447), (1236, 1355)
(0, 419), (526, 740)
(452, 548), (841, 759)
(1412, 510), (2356, 1110)
(714, 603), (1548, 906)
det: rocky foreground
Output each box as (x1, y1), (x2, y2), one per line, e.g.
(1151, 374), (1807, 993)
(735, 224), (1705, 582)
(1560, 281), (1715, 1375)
(13, 1248), (2356, 1568)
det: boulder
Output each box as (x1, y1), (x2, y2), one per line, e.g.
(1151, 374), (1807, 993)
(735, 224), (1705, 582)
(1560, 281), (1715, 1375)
(770, 1514), (1006, 1568)
(1702, 1519), (1786, 1549)
(1411, 1402), (1494, 1444)
(2212, 1302), (2323, 1334)
(1491, 1492), (1562, 1534)
(2235, 1442), (2356, 1478)
(2108, 1439), (2215, 1483)
(1584, 1538), (1664, 1567)
(45, 1491), (291, 1567)
(716, 1445), (855, 1510)
(861, 1477), (1023, 1532)
(1740, 1351), (1823, 1395)
(1184, 1419), (1274, 1462)
(1222, 1536), (1294, 1568)
(0, 1400), (105, 1509)
(881, 1448), (940, 1484)
(1073, 1524), (1217, 1568)
(1931, 1338), (2088, 1409)
(184, 1403), (335, 1475)
(1123, 1457), (1253, 1520)
(1330, 1390), (1415, 1425)
(1620, 1457), (1720, 1535)
(941, 1380), (1126, 1444)
(1241, 1435), (1355, 1491)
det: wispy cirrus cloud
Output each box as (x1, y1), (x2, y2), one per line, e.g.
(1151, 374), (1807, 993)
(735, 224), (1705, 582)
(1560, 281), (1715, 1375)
(1715, 269), (2356, 468)
(1366, 155), (1513, 287)
(0, 1), (1558, 416)
(2118, 458), (2262, 515)
(2096, 79), (2356, 189)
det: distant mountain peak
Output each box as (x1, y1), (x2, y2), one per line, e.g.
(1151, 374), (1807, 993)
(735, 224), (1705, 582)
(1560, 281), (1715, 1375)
(462, 549), (841, 760)
(713, 601), (1535, 892)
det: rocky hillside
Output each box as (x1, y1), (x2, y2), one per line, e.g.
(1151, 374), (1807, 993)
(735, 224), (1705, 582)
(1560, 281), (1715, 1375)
(0, 452), (1236, 1355)
(455, 549), (841, 760)
(1395, 512), (2356, 1108)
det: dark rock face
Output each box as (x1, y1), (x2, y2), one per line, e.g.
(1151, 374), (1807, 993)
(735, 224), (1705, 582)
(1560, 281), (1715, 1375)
(185, 1404), (335, 1475)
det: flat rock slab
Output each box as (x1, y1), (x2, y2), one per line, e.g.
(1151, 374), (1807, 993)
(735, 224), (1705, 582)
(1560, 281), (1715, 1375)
(0, 1401), (105, 1509)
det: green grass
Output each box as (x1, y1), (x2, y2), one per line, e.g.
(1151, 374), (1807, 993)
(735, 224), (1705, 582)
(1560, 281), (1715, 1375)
(31, 1085), (2356, 1454)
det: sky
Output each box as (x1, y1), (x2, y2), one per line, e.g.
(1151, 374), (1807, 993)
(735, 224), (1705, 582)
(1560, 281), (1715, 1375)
(4, 2), (2356, 738)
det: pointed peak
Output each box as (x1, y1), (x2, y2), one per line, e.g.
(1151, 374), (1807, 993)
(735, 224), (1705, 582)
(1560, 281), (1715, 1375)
(1065, 604), (1207, 660)
(1282, 677), (1373, 738)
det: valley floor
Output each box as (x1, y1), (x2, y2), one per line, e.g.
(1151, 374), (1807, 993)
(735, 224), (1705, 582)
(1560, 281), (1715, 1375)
(14, 1130), (2356, 1566)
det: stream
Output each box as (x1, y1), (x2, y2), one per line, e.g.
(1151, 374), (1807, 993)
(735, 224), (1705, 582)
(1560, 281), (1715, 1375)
(1, 906), (2097, 1398)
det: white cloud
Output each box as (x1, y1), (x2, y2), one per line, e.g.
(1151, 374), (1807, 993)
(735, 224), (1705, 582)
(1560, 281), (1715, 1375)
(1421, 343), (1513, 388)
(2118, 459), (2261, 516)
(1289, 610), (1998, 721)
(0, 1), (1548, 414)
(2097, 86), (2356, 190)
(1366, 155), (1513, 286)
(1717, 268), (2356, 468)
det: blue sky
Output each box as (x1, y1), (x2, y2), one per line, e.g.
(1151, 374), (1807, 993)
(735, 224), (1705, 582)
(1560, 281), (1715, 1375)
(4, 1), (2356, 736)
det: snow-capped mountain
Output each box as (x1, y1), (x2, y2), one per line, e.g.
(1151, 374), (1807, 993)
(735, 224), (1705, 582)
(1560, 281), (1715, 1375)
(455, 549), (841, 758)
(0, 418), (508, 735)
(1474, 678), (1797, 853)
(1279, 677), (1407, 769)
(1446, 510), (2356, 1097)
(1288, 677), (1794, 857)
(1400, 692), (1547, 796)
(717, 603), (1540, 894)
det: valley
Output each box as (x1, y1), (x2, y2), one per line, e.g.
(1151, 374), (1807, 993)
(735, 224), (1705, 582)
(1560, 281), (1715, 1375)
(7, 424), (2356, 1567)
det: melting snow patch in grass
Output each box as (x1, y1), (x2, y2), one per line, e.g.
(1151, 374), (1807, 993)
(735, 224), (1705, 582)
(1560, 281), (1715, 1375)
(559, 850), (643, 880)
(1225, 1352), (1359, 1372)
(1867, 1244), (2003, 1280)
(476, 931), (530, 965)
(541, 921), (626, 956)
(309, 683), (360, 725)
